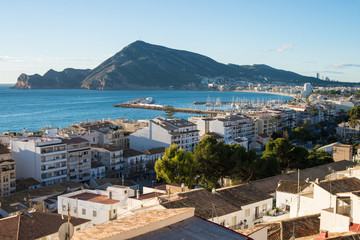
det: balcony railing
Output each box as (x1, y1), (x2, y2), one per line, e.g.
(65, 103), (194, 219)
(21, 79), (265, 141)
(254, 212), (264, 220)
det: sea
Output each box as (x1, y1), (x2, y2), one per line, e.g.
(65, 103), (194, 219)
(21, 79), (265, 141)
(0, 84), (292, 133)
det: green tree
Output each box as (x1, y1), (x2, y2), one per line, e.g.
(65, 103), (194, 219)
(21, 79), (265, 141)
(307, 149), (333, 167)
(252, 154), (281, 179)
(155, 144), (198, 187)
(289, 146), (309, 169)
(194, 136), (231, 188)
(262, 138), (293, 170)
(348, 106), (360, 120)
(292, 126), (312, 143)
(228, 144), (254, 182)
(164, 105), (176, 119)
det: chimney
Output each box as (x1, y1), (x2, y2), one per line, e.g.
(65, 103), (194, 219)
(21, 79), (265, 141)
(23, 128), (26, 135)
(181, 183), (185, 192)
(136, 190), (140, 200)
(212, 188), (216, 194)
(317, 230), (328, 239)
(315, 178), (319, 184)
(122, 176), (124, 186)
(108, 191), (112, 200)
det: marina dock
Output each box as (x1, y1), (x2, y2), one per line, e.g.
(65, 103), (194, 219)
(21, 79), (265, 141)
(113, 103), (222, 115)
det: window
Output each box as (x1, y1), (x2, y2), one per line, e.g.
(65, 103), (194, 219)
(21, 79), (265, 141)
(220, 220), (225, 226)
(245, 209), (250, 217)
(73, 208), (77, 214)
(93, 211), (97, 217)
(82, 209), (86, 215)
(113, 209), (116, 214)
(262, 204), (267, 211)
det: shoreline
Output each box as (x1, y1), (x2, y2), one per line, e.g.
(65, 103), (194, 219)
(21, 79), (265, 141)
(236, 90), (295, 98)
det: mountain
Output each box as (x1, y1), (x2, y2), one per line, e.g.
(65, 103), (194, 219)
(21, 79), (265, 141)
(11, 41), (342, 90)
(12, 68), (91, 89)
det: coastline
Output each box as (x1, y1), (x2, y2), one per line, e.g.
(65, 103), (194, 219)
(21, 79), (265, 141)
(236, 90), (295, 98)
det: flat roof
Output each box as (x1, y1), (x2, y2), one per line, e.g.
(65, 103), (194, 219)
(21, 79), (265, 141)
(69, 192), (119, 204)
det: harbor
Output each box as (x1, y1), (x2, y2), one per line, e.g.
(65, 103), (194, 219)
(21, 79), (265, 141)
(113, 102), (222, 115)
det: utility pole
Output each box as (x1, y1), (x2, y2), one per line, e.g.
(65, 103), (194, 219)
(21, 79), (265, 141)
(297, 169), (300, 217)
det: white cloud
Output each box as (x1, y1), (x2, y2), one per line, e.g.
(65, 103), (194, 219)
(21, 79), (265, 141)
(329, 63), (360, 68)
(276, 44), (293, 52)
(262, 44), (293, 52)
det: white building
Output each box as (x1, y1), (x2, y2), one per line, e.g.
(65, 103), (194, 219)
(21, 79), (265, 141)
(192, 114), (255, 144)
(61, 137), (91, 182)
(130, 117), (199, 151)
(275, 177), (360, 233)
(64, 120), (129, 149)
(58, 186), (135, 225)
(303, 82), (312, 97)
(11, 138), (68, 186)
(162, 184), (273, 230)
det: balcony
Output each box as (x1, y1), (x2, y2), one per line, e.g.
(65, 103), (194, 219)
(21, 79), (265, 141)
(41, 165), (67, 173)
(254, 212), (264, 220)
(41, 173), (67, 181)
(41, 156), (67, 164)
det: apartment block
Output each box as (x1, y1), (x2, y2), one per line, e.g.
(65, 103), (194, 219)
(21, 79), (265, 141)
(92, 145), (125, 178)
(192, 114), (255, 144)
(123, 148), (147, 179)
(0, 144), (16, 196)
(61, 137), (91, 182)
(64, 120), (129, 149)
(11, 138), (68, 186)
(130, 117), (199, 151)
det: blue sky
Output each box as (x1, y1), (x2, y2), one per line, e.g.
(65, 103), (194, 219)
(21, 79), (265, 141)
(0, 0), (359, 83)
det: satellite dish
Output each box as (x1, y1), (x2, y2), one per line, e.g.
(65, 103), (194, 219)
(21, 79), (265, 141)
(58, 222), (74, 240)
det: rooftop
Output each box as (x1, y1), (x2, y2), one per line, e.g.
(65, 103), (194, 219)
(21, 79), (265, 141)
(248, 160), (357, 195)
(141, 147), (166, 155)
(258, 133), (269, 138)
(318, 177), (360, 194)
(90, 162), (105, 168)
(69, 192), (119, 204)
(0, 181), (83, 214)
(15, 178), (41, 192)
(68, 208), (248, 240)
(123, 148), (145, 158)
(202, 132), (224, 140)
(276, 180), (311, 194)
(61, 137), (89, 145)
(151, 117), (196, 131)
(0, 211), (89, 240)
(161, 188), (243, 219)
(132, 215), (248, 240)
(0, 143), (10, 154)
(90, 178), (137, 188)
(259, 214), (320, 240)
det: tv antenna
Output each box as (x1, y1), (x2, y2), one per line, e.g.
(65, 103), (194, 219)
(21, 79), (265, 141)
(58, 222), (74, 240)
(58, 202), (76, 240)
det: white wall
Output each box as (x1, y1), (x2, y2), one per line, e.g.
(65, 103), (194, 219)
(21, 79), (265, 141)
(209, 120), (226, 138)
(210, 198), (272, 229)
(351, 194), (360, 224)
(11, 140), (39, 180)
(320, 209), (350, 233)
(276, 191), (296, 210)
(57, 188), (133, 225)
(130, 123), (171, 151)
